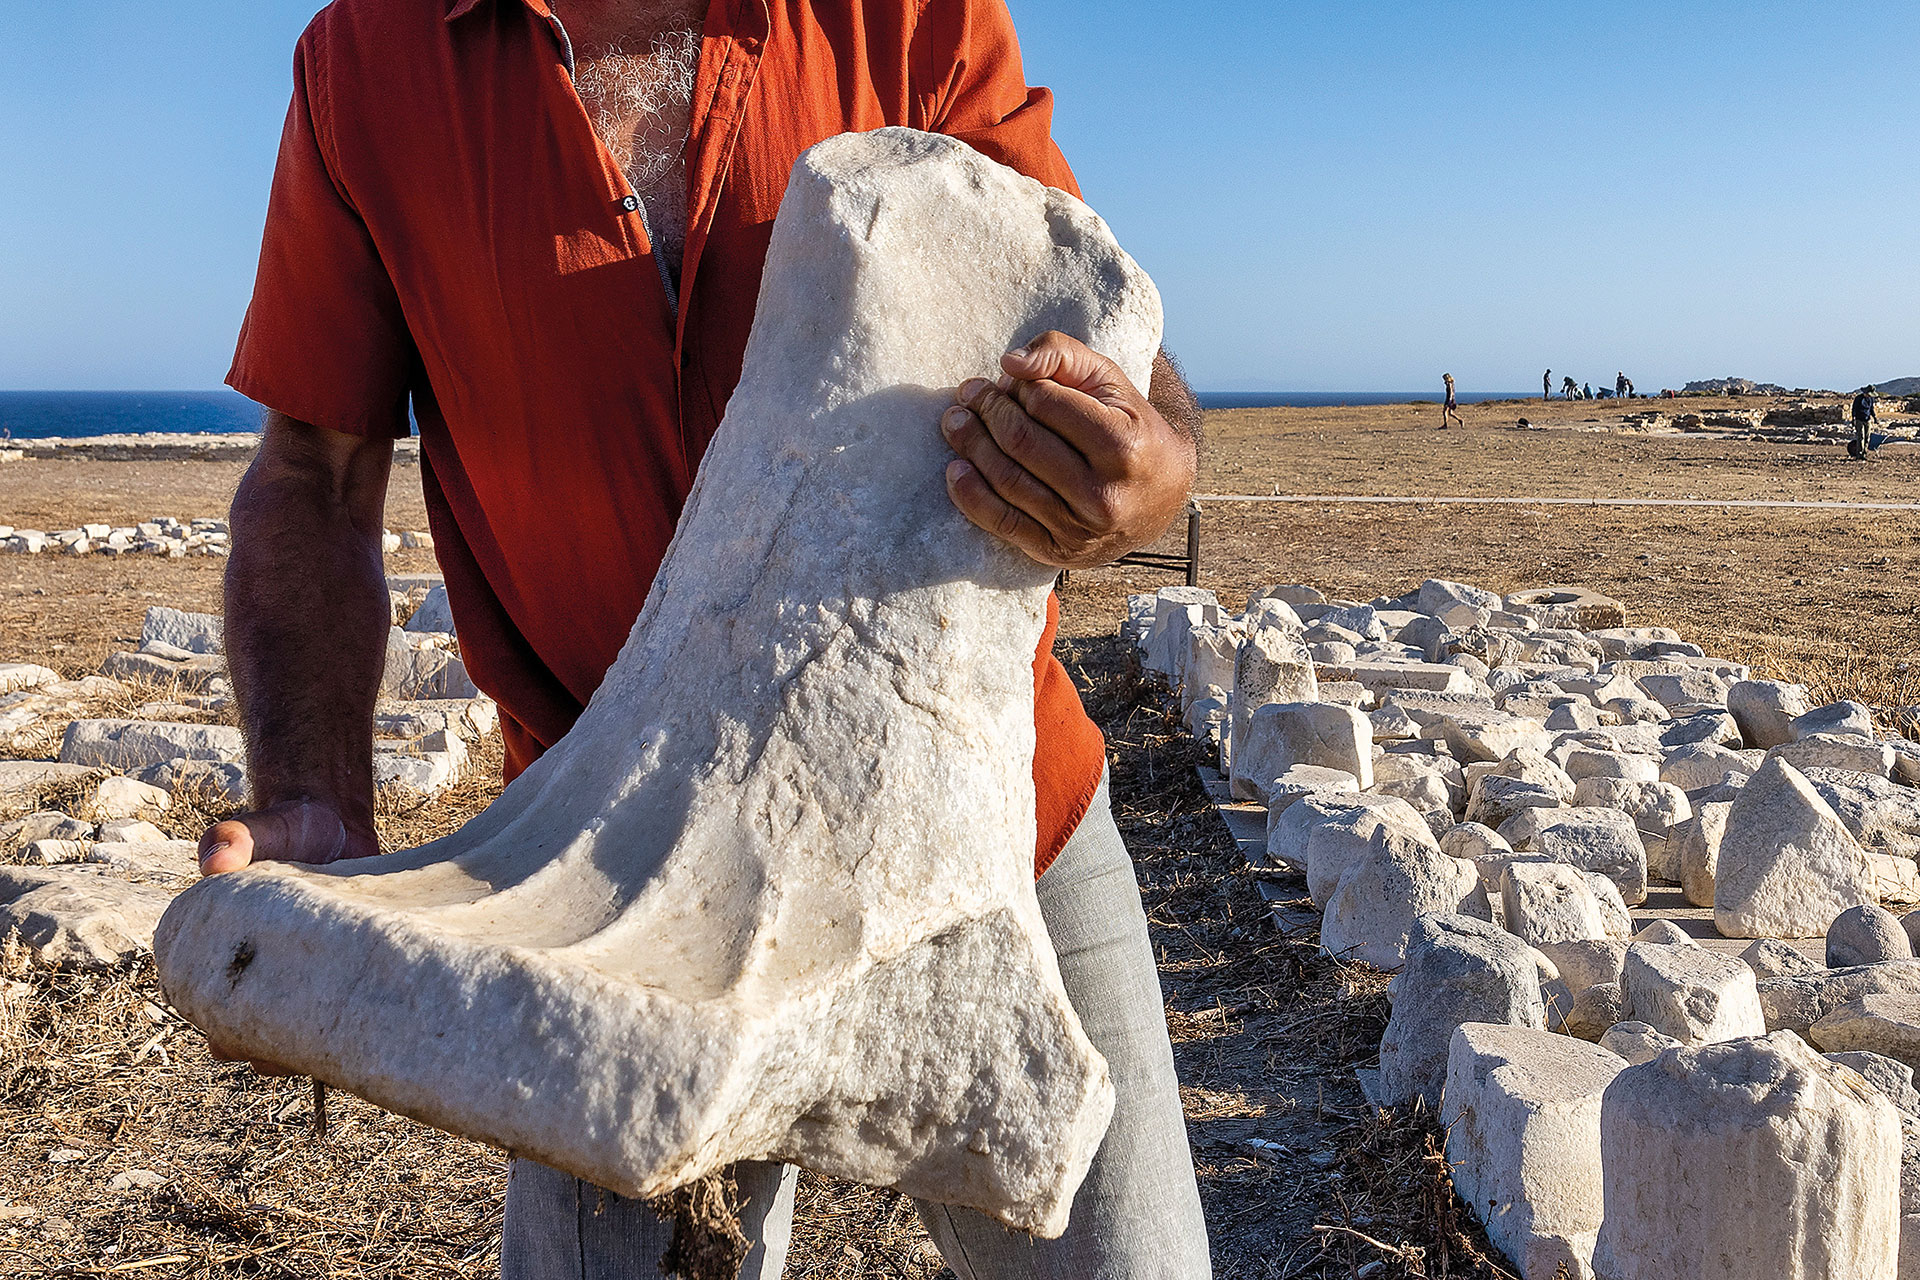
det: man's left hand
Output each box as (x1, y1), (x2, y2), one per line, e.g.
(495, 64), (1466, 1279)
(941, 333), (1196, 569)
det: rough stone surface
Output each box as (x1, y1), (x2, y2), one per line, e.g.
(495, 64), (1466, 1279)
(87, 776), (172, 821)
(1302, 796), (1435, 906)
(0, 865), (172, 969)
(1502, 806), (1649, 905)
(1726, 679), (1810, 750)
(1466, 775), (1563, 831)
(1560, 981), (1626, 1041)
(1378, 917), (1544, 1108)
(1600, 1021), (1681, 1066)
(1502, 863), (1610, 946)
(1619, 943), (1765, 1046)
(153, 131), (1152, 1233)
(1755, 962), (1920, 1036)
(1321, 826), (1490, 969)
(1740, 938), (1822, 979)
(1771, 733), (1897, 779)
(1537, 940), (1629, 995)
(1715, 757), (1875, 939)
(1233, 701), (1369, 802)
(403, 585), (456, 635)
(1790, 700), (1876, 742)
(1825, 1051), (1920, 1115)
(1443, 1022), (1622, 1280)
(1439, 711), (1553, 764)
(141, 606), (224, 655)
(1591, 1032), (1900, 1280)
(1829, 904), (1914, 969)
(58, 720), (243, 773)
(1564, 748), (1659, 786)
(1632, 919), (1695, 947)
(1811, 995), (1920, 1069)
(1571, 778), (1690, 880)
(1226, 628), (1319, 799)
(1658, 743), (1754, 794)
(1675, 801), (1732, 908)
(1805, 769), (1920, 860)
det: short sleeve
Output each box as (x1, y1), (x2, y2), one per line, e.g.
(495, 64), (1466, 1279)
(227, 27), (414, 438)
(917, 0), (1081, 199)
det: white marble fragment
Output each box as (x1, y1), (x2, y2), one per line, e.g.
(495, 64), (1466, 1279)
(154, 130), (1158, 1233)
(1716, 757), (1875, 939)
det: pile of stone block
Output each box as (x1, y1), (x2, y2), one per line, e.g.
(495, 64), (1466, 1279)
(0, 517), (432, 558)
(1129, 578), (1920, 1279)
(0, 587), (497, 973)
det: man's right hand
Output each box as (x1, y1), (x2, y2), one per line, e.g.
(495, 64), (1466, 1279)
(197, 797), (377, 876)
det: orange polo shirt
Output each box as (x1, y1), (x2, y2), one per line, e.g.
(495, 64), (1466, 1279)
(228, 0), (1107, 875)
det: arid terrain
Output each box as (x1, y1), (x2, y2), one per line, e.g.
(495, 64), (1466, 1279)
(0, 400), (1915, 1278)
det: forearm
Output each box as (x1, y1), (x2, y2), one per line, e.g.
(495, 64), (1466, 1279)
(225, 419), (392, 830)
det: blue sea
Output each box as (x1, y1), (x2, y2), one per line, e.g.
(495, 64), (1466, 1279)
(0, 389), (1533, 439)
(0, 390), (263, 439)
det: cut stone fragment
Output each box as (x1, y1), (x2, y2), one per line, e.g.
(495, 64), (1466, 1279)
(1636, 669), (1730, 711)
(1632, 919), (1695, 947)
(1563, 747), (1658, 786)
(1726, 679), (1810, 750)
(1464, 775), (1561, 830)
(1658, 743), (1753, 793)
(1226, 628), (1319, 799)
(1560, 981), (1626, 1041)
(1501, 806), (1649, 906)
(1829, 904), (1914, 969)
(1739, 938), (1822, 979)
(1769, 733), (1896, 780)
(1601, 1021), (1681, 1066)
(1619, 943), (1765, 1046)
(1810, 995), (1920, 1069)
(1321, 826), (1490, 969)
(1591, 1031), (1900, 1280)
(1378, 917), (1544, 1108)
(1825, 1051), (1920, 1115)
(1804, 768), (1920, 860)
(1656, 711), (1742, 750)
(141, 606), (223, 655)
(1790, 700), (1876, 742)
(1437, 711), (1553, 764)
(1536, 939), (1628, 995)
(58, 720), (244, 772)
(81, 840), (200, 883)
(1570, 778), (1690, 881)
(132, 760), (246, 805)
(1232, 701), (1368, 802)
(1502, 863), (1609, 946)
(99, 649), (225, 692)
(0, 761), (102, 795)
(1418, 579), (1502, 615)
(403, 585), (456, 635)
(0, 865), (172, 969)
(0, 662), (60, 694)
(1443, 1022), (1622, 1280)
(1715, 757), (1876, 939)
(87, 776), (171, 821)
(1755, 962), (1920, 1035)
(1258, 765), (1358, 816)
(1675, 801), (1732, 908)
(1302, 796), (1436, 906)
(153, 131), (1153, 1234)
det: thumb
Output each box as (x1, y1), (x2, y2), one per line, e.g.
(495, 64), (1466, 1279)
(198, 818), (258, 876)
(1001, 334), (1131, 405)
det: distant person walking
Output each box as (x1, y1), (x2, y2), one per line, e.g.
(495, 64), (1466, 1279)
(1441, 373), (1463, 429)
(1583, 382), (1593, 400)
(1850, 385), (1880, 459)
(1544, 369), (1553, 400)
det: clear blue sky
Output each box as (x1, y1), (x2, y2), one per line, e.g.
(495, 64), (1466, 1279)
(3, 0), (1915, 393)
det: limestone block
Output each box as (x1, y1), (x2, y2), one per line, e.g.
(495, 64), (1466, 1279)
(1233, 700), (1368, 802)
(1826, 1051), (1920, 1115)
(1544, 700), (1605, 732)
(1570, 778), (1690, 880)
(1632, 919), (1695, 947)
(1, 810), (94, 848)
(141, 606), (223, 655)
(0, 865), (172, 969)
(1601, 1021), (1681, 1066)
(82, 840), (200, 883)
(1658, 743), (1753, 793)
(1226, 631), (1319, 798)
(1637, 670), (1730, 711)
(1366, 768), (1452, 817)
(1676, 800), (1732, 908)
(1564, 747), (1658, 785)
(1502, 863), (1610, 946)
(1489, 747), (1577, 802)
(1185, 693), (1227, 753)
(1591, 1032), (1900, 1280)
(133, 759), (246, 805)
(1438, 710), (1553, 764)
(1716, 757), (1876, 939)
(403, 585), (456, 635)
(1740, 938), (1822, 979)
(1805, 768), (1920, 859)
(1755, 962), (1920, 1035)
(1560, 982), (1626, 1041)
(1316, 603), (1387, 642)
(1770, 733), (1896, 780)
(1811, 995), (1920, 1069)
(100, 648), (225, 692)
(382, 629), (482, 701)
(1505, 588), (1626, 631)
(58, 719), (244, 772)
(1905, 909), (1920, 957)
(1657, 711), (1742, 750)
(97, 818), (167, 843)
(373, 698), (500, 744)
(1367, 702), (1419, 743)
(1300, 795), (1434, 905)
(1259, 583), (1325, 607)
(1585, 627), (1682, 661)
(1418, 579), (1502, 615)
(0, 761), (102, 795)
(87, 775), (171, 821)
(1142, 591), (1217, 675)
(1259, 765), (1358, 818)
(1341, 660), (1475, 699)
(1831, 905), (1915, 968)
(155, 131), (1146, 1232)
(1466, 775), (1562, 831)
(1867, 852), (1920, 905)
(1501, 806), (1649, 905)
(1537, 940), (1629, 995)
(1321, 826), (1489, 969)
(1619, 943), (1765, 1046)
(1791, 699), (1876, 742)
(1443, 1022), (1621, 1280)
(1378, 917), (1545, 1108)
(1441, 820), (1509, 863)
(1727, 679), (1811, 750)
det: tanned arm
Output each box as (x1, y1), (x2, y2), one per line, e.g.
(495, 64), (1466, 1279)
(198, 410), (395, 876)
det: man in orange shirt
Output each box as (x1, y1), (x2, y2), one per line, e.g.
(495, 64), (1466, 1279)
(197, 0), (1210, 1273)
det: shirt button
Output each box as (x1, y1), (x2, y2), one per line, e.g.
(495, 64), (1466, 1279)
(618, 195), (639, 213)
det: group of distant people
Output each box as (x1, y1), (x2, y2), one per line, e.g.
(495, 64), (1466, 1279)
(1542, 369), (1633, 401)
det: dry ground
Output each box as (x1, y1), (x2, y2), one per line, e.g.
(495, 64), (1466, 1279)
(0, 402), (1915, 1278)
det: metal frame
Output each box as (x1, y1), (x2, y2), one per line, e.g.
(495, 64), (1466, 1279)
(1062, 501), (1200, 587)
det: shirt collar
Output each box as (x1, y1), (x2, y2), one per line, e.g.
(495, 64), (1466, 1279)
(446, 0), (554, 22)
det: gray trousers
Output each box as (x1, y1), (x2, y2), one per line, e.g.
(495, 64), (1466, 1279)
(500, 775), (1211, 1278)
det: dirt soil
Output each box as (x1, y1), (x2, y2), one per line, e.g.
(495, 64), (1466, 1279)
(0, 404), (1915, 1278)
